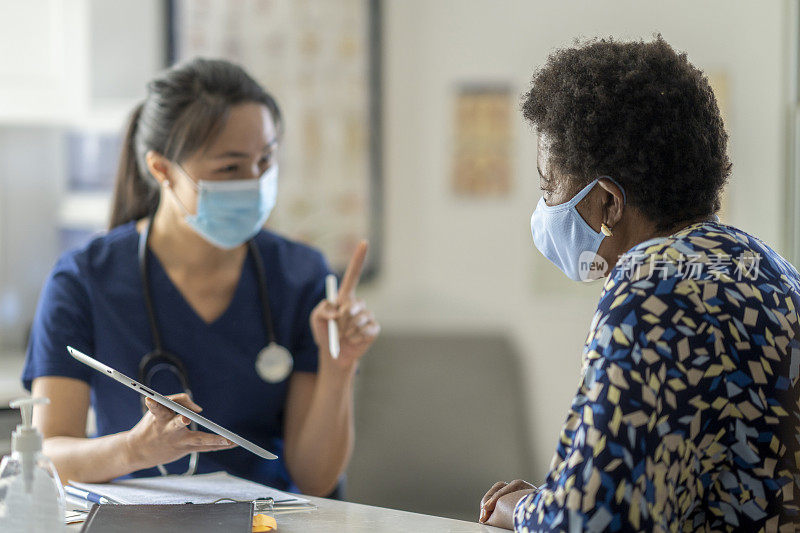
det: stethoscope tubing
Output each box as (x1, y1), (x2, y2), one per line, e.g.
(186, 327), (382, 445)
(136, 219), (280, 475)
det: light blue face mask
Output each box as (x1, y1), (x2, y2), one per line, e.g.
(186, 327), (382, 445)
(171, 164), (279, 249)
(530, 177), (625, 281)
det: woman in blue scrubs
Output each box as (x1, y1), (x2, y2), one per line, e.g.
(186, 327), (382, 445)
(22, 58), (380, 496)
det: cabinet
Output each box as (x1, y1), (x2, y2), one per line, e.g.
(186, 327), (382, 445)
(0, 0), (163, 129)
(0, 0), (165, 230)
(0, 0), (163, 349)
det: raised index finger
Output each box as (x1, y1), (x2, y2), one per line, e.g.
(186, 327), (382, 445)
(339, 240), (368, 298)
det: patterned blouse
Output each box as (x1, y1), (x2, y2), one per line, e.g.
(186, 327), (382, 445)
(514, 222), (800, 532)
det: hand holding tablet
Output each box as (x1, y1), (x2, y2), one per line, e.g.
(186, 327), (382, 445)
(67, 346), (278, 461)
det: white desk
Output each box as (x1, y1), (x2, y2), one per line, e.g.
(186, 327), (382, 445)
(68, 495), (507, 532)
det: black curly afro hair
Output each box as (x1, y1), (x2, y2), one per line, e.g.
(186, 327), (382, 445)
(523, 36), (731, 232)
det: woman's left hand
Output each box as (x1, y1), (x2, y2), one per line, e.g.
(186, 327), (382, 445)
(479, 479), (537, 529)
(310, 241), (380, 371)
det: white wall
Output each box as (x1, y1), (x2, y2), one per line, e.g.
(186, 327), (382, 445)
(359, 0), (791, 479)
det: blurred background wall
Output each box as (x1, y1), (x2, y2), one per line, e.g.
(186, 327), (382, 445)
(0, 0), (796, 521)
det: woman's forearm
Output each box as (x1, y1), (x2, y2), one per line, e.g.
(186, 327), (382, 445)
(43, 432), (141, 484)
(284, 367), (356, 496)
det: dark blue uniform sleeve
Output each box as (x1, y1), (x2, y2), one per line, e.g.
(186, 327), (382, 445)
(290, 252), (331, 374)
(22, 255), (94, 390)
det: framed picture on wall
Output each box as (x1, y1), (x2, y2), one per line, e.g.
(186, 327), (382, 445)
(167, 0), (383, 279)
(451, 84), (513, 197)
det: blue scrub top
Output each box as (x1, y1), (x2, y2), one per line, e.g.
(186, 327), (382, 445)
(23, 221), (330, 491)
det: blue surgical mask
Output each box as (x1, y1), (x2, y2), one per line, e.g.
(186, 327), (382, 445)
(530, 177), (625, 281)
(170, 164), (279, 249)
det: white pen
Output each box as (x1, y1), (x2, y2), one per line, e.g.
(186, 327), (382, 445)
(325, 274), (340, 359)
(64, 485), (119, 505)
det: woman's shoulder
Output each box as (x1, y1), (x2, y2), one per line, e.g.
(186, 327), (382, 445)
(620, 220), (755, 262)
(608, 221), (799, 289)
(595, 220), (800, 331)
(252, 229), (330, 278)
(52, 221), (139, 278)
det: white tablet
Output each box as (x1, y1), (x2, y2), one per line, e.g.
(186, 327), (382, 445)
(67, 346), (278, 461)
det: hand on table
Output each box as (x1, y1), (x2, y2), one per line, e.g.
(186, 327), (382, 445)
(479, 479), (537, 529)
(310, 241), (380, 371)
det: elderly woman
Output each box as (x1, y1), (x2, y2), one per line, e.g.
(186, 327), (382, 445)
(479, 37), (800, 531)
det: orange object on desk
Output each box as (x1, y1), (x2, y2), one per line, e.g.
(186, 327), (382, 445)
(252, 513), (278, 532)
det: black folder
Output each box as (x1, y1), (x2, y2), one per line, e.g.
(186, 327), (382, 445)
(79, 502), (254, 533)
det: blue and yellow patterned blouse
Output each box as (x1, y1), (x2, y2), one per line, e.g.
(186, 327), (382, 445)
(515, 221), (800, 531)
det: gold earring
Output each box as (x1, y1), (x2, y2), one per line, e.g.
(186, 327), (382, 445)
(601, 223), (613, 237)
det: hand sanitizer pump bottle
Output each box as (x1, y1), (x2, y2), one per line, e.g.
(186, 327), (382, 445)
(0, 397), (65, 532)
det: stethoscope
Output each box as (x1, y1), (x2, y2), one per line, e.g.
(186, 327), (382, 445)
(137, 219), (294, 475)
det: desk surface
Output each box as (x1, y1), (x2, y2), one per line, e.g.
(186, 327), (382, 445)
(68, 495), (507, 532)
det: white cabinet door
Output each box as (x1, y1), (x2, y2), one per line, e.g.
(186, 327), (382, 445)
(0, 0), (88, 124)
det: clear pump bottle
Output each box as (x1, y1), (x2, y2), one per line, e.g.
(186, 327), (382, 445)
(0, 397), (65, 532)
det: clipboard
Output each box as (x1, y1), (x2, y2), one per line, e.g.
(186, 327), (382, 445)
(79, 502), (253, 533)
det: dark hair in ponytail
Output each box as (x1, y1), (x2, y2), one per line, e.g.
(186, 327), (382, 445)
(109, 58), (283, 229)
(110, 103), (154, 228)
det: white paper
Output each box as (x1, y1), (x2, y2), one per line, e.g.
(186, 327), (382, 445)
(69, 471), (309, 506)
(64, 509), (89, 525)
